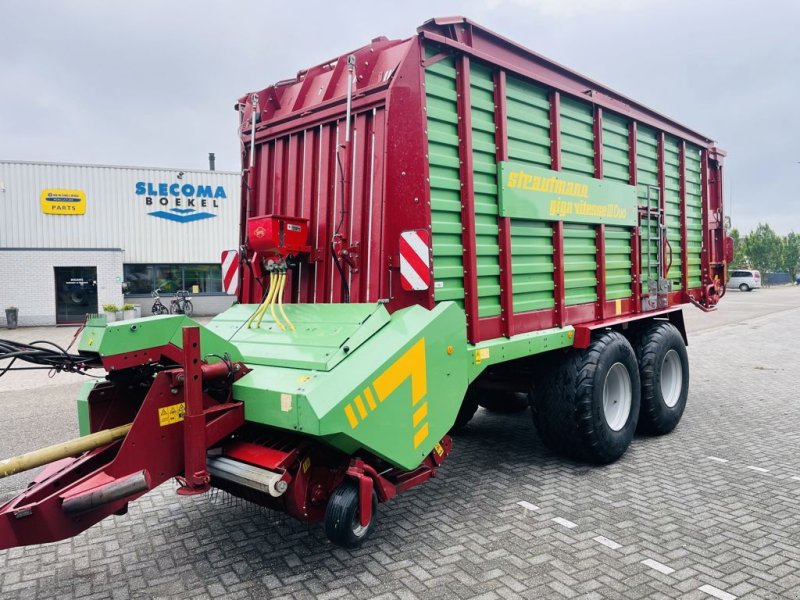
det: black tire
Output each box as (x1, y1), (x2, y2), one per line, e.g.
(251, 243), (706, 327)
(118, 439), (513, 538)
(183, 301), (194, 317)
(739, 283), (750, 292)
(324, 481), (377, 548)
(634, 322), (689, 435)
(532, 331), (640, 464)
(479, 391), (530, 413)
(169, 301), (180, 314)
(450, 387), (480, 433)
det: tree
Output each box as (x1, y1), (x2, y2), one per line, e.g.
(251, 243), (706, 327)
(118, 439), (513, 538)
(728, 228), (748, 267)
(745, 223), (782, 285)
(784, 232), (800, 280)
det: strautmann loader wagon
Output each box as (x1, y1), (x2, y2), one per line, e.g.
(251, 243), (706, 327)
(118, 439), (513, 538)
(0, 17), (729, 550)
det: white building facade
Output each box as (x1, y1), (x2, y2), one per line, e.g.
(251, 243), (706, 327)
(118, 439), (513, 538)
(0, 160), (240, 326)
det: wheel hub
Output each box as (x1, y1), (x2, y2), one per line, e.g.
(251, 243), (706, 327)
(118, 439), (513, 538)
(660, 349), (682, 408)
(603, 362), (632, 431)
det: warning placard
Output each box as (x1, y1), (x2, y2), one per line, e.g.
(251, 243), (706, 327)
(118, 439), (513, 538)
(158, 402), (186, 426)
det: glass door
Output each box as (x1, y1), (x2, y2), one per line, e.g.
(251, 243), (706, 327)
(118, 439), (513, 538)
(54, 267), (98, 324)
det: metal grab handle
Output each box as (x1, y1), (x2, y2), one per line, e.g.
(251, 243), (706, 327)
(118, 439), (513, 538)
(665, 239), (674, 276)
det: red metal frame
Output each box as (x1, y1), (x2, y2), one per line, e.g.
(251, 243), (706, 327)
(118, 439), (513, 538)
(494, 69), (514, 338)
(549, 90), (562, 171)
(417, 17), (714, 147)
(553, 221), (566, 328)
(679, 141), (689, 298)
(0, 332), (246, 550)
(235, 16), (726, 336)
(594, 107), (604, 179)
(455, 54), (480, 343)
(596, 224), (607, 320)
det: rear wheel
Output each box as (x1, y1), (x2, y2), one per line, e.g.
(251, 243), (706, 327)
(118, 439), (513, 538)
(634, 322), (689, 435)
(183, 300), (194, 317)
(532, 331), (640, 464)
(739, 283), (750, 292)
(324, 482), (377, 548)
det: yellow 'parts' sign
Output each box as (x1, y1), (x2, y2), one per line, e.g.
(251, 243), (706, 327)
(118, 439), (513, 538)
(41, 189), (86, 215)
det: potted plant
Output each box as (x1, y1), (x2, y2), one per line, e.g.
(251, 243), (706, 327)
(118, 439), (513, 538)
(5, 306), (18, 329)
(122, 303), (136, 320)
(102, 303), (119, 323)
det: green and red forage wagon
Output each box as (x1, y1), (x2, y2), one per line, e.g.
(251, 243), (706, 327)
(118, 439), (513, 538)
(0, 17), (729, 550)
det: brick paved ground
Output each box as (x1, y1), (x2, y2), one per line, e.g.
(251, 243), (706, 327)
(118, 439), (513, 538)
(1, 287), (799, 599)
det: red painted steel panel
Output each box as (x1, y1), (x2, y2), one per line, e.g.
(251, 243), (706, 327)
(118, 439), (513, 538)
(658, 132), (667, 279)
(553, 221), (566, 327)
(455, 54), (480, 343)
(596, 224), (607, 320)
(550, 91), (562, 171)
(416, 18), (714, 147)
(594, 107), (604, 179)
(679, 142), (689, 298)
(236, 18), (726, 337)
(494, 70), (514, 338)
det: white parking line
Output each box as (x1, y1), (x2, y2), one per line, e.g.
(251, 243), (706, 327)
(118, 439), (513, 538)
(552, 517), (577, 529)
(641, 558), (674, 575)
(707, 456), (729, 463)
(593, 535), (622, 550)
(517, 500), (539, 511)
(699, 584), (737, 600)
(746, 466), (769, 473)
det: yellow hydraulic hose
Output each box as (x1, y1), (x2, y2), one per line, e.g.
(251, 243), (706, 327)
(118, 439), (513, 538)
(246, 272), (272, 328)
(277, 271), (296, 331)
(270, 272), (286, 331)
(248, 272), (274, 328)
(254, 272), (278, 329)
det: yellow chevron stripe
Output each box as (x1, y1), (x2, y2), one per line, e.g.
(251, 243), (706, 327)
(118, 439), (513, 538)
(364, 387), (377, 411)
(344, 404), (359, 429)
(413, 422), (429, 449)
(354, 396), (368, 419)
(412, 402), (428, 428)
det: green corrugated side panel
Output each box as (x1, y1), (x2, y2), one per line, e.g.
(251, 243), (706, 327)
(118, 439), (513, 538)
(601, 113), (633, 301)
(563, 224), (598, 306)
(602, 112), (630, 183)
(685, 145), (703, 288)
(505, 75), (551, 167)
(425, 55), (465, 305)
(510, 219), (554, 313)
(605, 226), (632, 300)
(470, 62), (501, 318)
(637, 125), (660, 285)
(503, 74), (555, 314)
(664, 136), (682, 287)
(560, 95), (595, 176)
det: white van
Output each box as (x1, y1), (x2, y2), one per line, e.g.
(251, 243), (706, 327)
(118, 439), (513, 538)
(727, 269), (761, 291)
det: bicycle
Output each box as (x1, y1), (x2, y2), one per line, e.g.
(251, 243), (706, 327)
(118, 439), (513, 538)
(151, 289), (170, 315)
(169, 290), (194, 317)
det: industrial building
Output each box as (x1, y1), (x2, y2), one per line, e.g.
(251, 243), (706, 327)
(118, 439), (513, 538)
(0, 160), (239, 326)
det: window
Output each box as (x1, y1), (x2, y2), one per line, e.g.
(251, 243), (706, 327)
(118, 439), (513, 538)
(124, 264), (225, 295)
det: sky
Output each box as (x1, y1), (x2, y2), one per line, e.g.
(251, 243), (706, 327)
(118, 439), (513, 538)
(1, 0), (798, 235)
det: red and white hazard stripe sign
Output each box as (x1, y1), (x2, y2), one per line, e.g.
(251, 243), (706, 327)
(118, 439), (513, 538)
(399, 229), (431, 291)
(221, 250), (239, 295)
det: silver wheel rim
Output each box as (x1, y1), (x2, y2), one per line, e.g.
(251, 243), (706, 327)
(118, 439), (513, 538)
(603, 362), (632, 431)
(352, 511), (368, 537)
(660, 349), (682, 408)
